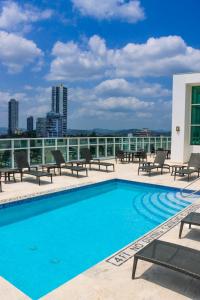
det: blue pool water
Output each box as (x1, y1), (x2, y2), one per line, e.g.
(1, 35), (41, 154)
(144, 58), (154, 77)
(0, 179), (192, 299)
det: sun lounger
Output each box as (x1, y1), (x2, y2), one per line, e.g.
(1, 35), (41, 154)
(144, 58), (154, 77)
(138, 151), (169, 175)
(71, 148), (115, 172)
(179, 212), (200, 238)
(174, 153), (200, 181)
(132, 239), (200, 280)
(15, 151), (53, 185)
(51, 150), (88, 177)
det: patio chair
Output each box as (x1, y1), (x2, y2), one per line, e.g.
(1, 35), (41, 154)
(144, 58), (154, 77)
(179, 212), (200, 238)
(51, 150), (88, 177)
(15, 151), (53, 185)
(77, 148), (115, 172)
(115, 150), (127, 163)
(132, 240), (200, 281)
(174, 153), (200, 181)
(138, 151), (169, 175)
(134, 150), (147, 163)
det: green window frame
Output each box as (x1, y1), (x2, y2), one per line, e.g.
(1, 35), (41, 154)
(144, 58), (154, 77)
(191, 86), (200, 145)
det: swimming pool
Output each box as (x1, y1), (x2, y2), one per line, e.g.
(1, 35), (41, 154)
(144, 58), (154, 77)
(0, 179), (192, 298)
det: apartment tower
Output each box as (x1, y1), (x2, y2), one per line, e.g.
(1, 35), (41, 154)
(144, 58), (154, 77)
(51, 84), (68, 136)
(8, 99), (19, 135)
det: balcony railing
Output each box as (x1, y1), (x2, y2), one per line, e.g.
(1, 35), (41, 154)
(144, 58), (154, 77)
(0, 136), (171, 168)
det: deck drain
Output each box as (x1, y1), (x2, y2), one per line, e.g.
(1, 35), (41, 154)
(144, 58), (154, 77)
(29, 245), (38, 251)
(50, 258), (60, 264)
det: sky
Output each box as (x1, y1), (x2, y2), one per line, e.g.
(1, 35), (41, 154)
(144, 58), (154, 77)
(0, 0), (200, 130)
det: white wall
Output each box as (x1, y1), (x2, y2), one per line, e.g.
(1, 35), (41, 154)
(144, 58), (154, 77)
(171, 73), (200, 163)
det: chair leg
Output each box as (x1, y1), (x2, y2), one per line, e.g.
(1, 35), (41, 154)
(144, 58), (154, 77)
(179, 222), (184, 238)
(38, 177), (40, 185)
(132, 257), (138, 279)
(51, 175), (53, 183)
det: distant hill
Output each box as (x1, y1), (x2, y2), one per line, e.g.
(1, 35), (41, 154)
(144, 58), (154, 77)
(68, 128), (171, 137)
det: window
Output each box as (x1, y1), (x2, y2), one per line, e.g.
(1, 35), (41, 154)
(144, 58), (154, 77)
(191, 86), (200, 145)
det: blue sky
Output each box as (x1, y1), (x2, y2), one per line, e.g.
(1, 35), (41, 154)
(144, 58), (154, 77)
(0, 0), (200, 130)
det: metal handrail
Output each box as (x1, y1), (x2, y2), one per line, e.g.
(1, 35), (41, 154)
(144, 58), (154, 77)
(180, 176), (200, 198)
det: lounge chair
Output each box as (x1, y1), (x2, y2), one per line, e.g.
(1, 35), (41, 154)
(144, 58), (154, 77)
(174, 153), (200, 181)
(179, 212), (200, 238)
(138, 151), (169, 175)
(115, 150), (128, 163)
(74, 148), (115, 172)
(132, 239), (200, 280)
(15, 151), (53, 185)
(51, 150), (88, 177)
(134, 150), (147, 163)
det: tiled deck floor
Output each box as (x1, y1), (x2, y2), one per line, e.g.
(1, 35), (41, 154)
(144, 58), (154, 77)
(1, 158), (200, 300)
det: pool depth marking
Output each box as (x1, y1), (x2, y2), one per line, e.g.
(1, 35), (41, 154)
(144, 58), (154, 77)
(106, 203), (200, 266)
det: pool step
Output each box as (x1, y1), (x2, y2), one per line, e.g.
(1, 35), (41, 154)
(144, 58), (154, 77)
(133, 191), (190, 225)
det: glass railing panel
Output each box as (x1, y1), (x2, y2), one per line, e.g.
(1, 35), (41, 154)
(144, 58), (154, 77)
(89, 145), (97, 158)
(30, 149), (42, 165)
(89, 138), (97, 144)
(115, 138), (122, 143)
(80, 146), (88, 159)
(69, 139), (78, 145)
(107, 144), (114, 156)
(130, 144), (136, 151)
(30, 139), (43, 148)
(98, 145), (105, 157)
(0, 140), (11, 149)
(14, 140), (28, 148)
(107, 138), (114, 144)
(99, 138), (105, 144)
(57, 139), (68, 146)
(69, 146), (78, 160)
(0, 150), (12, 168)
(80, 139), (88, 145)
(44, 139), (56, 146)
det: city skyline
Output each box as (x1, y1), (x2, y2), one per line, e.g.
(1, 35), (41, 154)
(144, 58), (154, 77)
(0, 1), (200, 130)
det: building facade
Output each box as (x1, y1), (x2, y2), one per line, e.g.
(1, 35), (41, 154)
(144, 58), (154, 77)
(52, 84), (68, 136)
(36, 118), (47, 137)
(46, 112), (63, 137)
(27, 116), (34, 132)
(171, 72), (200, 162)
(8, 99), (18, 135)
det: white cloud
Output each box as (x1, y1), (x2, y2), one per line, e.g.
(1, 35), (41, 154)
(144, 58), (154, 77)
(0, 31), (43, 73)
(48, 35), (200, 81)
(95, 78), (171, 98)
(0, 1), (53, 32)
(68, 78), (171, 129)
(72, 0), (145, 23)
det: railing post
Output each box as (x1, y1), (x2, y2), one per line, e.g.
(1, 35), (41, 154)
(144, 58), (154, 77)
(42, 139), (45, 165)
(27, 139), (30, 165)
(78, 138), (80, 160)
(96, 138), (99, 159)
(11, 139), (14, 169)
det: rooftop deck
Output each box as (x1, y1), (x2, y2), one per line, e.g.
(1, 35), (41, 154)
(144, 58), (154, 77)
(0, 158), (200, 300)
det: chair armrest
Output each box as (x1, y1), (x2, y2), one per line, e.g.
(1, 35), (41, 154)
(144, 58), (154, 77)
(93, 159), (100, 163)
(139, 161), (151, 167)
(30, 166), (38, 171)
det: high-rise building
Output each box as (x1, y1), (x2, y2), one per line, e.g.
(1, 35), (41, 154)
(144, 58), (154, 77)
(52, 84), (68, 136)
(8, 99), (18, 135)
(36, 117), (46, 137)
(27, 116), (34, 132)
(46, 112), (63, 137)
